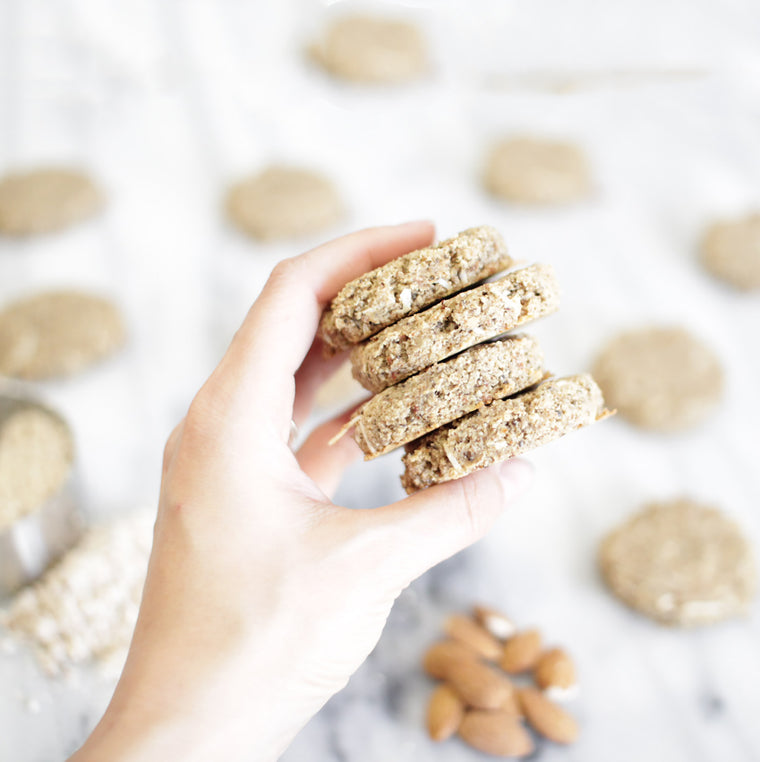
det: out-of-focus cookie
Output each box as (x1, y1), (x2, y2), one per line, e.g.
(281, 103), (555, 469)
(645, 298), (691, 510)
(310, 15), (427, 84)
(343, 335), (545, 459)
(591, 326), (723, 432)
(0, 291), (125, 379)
(401, 374), (609, 493)
(351, 264), (559, 393)
(484, 137), (591, 205)
(599, 498), (756, 626)
(0, 168), (103, 236)
(226, 166), (343, 241)
(700, 213), (760, 291)
(319, 225), (512, 353)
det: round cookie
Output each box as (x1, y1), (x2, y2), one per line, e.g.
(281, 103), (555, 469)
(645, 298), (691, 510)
(700, 213), (760, 291)
(343, 335), (545, 459)
(0, 406), (74, 529)
(592, 327), (723, 432)
(0, 291), (125, 379)
(0, 167), (103, 236)
(350, 263), (560, 393)
(311, 15), (427, 85)
(226, 166), (342, 241)
(401, 374), (608, 493)
(319, 225), (512, 353)
(484, 137), (591, 205)
(599, 498), (756, 626)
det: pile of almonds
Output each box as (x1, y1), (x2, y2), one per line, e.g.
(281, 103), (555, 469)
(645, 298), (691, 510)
(423, 605), (579, 757)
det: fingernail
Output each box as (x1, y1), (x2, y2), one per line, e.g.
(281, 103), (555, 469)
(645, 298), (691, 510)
(395, 219), (434, 230)
(497, 458), (534, 497)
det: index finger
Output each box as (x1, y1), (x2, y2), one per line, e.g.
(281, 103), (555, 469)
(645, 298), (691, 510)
(207, 221), (435, 433)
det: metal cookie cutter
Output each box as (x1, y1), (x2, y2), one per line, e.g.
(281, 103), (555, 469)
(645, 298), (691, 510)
(0, 394), (83, 598)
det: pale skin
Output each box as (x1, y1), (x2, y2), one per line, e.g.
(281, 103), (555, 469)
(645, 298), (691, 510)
(70, 221), (533, 762)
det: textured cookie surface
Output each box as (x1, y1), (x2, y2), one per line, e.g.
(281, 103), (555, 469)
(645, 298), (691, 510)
(311, 15), (427, 84)
(0, 168), (103, 236)
(351, 263), (559, 393)
(401, 374), (607, 493)
(347, 335), (545, 459)
(319, 225), (512, 353)
(592, 326), (723, 432)
(599, 498), (756, 626)
(484, 137), (590, 205)
(226, 166), (342, 240)
(0, 291), (125, 379)
(701, 213), (760, 290)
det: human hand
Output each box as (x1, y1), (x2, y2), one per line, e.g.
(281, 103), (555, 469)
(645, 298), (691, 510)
(72, 221), (533, 762)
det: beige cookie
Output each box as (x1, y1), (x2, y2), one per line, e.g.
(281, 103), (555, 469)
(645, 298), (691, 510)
(311, 15), (427, 84)
(0, 406), (74, 530)
(226, 166), (342, 240)
(700, 213), (760, 291)
(599, 498), (756, 626)
(342, 335), (545, 459)
(351, 264), (560, 393)
(0, 168), (103, 236)
(484, 137), (591, 205)
(319, 225), (512, 353)
(592, 326), (723, 432)
(401, 374), (609, 493)
(0, 291), (125, 379)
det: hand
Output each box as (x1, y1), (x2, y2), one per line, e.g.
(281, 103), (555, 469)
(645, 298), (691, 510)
(71, 222), (533, 762)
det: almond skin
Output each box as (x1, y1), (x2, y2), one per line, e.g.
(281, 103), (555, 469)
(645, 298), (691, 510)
(500, 629), (542, 674)
(534, 648), (576, 690)
(473, 605), (517, 641)
(519, 686), (579, 744)
(426, 684), (465, 741)
(444, 614), (503, 660)
(459, 710), (534, 757)
(423, 640), (478, 680)
(446, 658), (515, 709)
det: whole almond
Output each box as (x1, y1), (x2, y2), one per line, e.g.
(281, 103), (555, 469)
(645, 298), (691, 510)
(534, 648), (576, 691)
(473, 604), (517, 640)
(426, 684), (465, 741)
(444, 614), (503, 660)
(500, 629), (542, 674)
(459, 710), (534, 757)
(519, 686), (579, 744)
(423, 640), (478, 680)
(446, 658), (514, 709)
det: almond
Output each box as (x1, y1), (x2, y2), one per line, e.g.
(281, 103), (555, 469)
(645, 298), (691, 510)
(426, 683), (464, 741)
(534, 648), (576, 691)
(459, 710), (534, 757)
(444, 614), (503, 661)
(423, 640), (478, 680)
(473, 604), (517, 640)
(500, 629), (542, 674)
(446, 658), (514, 709)
(519, 686), (579, 744)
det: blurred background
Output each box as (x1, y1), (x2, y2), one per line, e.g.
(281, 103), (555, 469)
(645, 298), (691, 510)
(1, 1), (760, 760)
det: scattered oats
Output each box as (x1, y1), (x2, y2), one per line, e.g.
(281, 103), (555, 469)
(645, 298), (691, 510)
(0, 509), (154, 677)
(0, 407), (73, 530)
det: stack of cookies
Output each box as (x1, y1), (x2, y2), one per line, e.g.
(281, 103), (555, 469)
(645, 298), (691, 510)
(319, 226), (610, 492)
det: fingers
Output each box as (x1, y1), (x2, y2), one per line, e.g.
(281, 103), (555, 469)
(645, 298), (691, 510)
(295, 410), (364, 499)
(363, 459), (534, 587)
(205, 221), (435, 437)
(291, 339), (349, 426)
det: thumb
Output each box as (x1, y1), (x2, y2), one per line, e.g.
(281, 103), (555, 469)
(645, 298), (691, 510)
(365, 459), (534, 587)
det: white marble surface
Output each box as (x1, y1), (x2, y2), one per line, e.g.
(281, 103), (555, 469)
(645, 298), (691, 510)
(1, 1), (760, 760)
